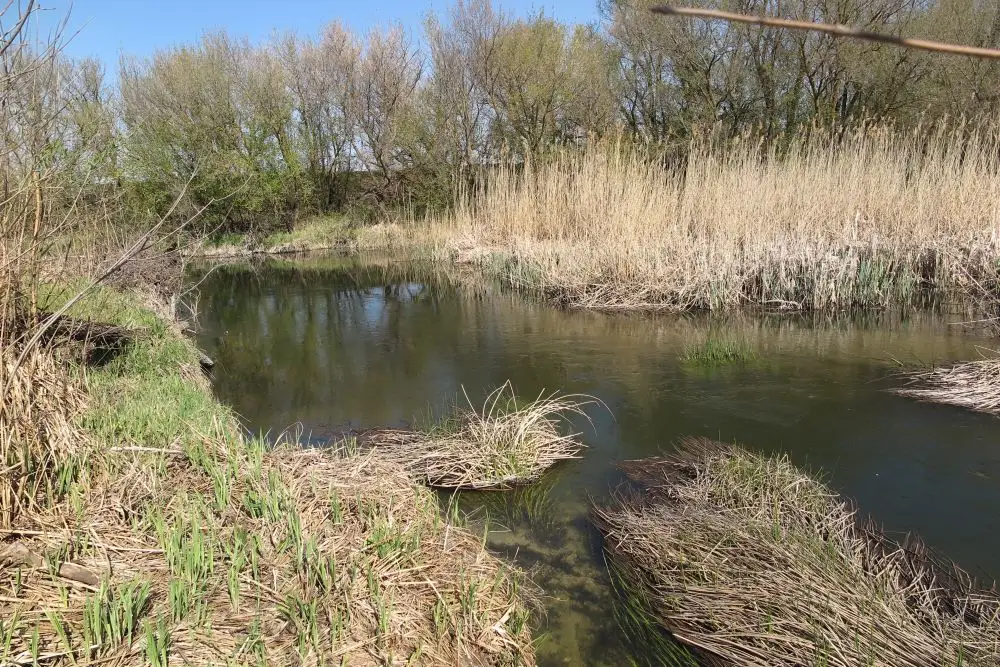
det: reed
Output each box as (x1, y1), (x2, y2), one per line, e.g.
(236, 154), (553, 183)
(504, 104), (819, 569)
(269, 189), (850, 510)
(593, 437), (1000, 666)
(897, 357), (1000, 414)
(425, 125), (1000, 312)
(360, 382), (593, 489)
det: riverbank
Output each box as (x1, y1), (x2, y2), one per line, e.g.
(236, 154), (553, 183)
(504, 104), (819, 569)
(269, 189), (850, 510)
(1, 283), (537, 665)
(191, 215), (372, 258)
(433, 129), (1000, 313)
(206, 127), (1000, 314)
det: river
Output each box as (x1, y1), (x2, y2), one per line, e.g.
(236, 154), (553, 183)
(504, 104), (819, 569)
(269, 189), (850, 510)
(189, 253), (1000, 666)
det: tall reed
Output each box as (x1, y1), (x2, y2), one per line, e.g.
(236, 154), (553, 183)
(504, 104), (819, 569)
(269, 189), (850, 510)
(437, 125), (1000, 311)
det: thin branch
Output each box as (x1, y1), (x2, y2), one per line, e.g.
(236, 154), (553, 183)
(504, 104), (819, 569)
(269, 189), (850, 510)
(650, 5), (1000, 59)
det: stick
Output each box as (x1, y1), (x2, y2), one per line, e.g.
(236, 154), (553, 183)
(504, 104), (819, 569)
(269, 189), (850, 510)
(650, 6), (1000, 59)
(0, 542), (100, 587)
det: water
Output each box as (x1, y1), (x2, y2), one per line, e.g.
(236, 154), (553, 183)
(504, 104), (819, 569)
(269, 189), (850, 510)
(189, 254), (1000, 665)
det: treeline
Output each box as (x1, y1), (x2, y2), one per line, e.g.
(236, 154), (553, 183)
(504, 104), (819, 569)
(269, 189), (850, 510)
(8, 0), (1000, 235)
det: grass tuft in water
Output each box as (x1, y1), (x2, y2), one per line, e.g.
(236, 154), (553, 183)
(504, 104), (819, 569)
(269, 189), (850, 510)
(360, 381), (598, 489)
(680, 337), (756, 367)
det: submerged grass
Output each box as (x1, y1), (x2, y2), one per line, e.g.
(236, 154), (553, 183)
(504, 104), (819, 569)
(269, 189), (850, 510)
(1, 286), (538, 665)
(360, 382), (594, 490)
(593, 437), (1000, 666)
(680, 337), (757, 367)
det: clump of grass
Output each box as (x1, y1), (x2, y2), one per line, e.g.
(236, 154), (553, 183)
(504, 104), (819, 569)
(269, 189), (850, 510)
(680, 336), (756, 367)
(263, 214), (355, 253)
(0, 348), (87, 527)
(593, 437), (1000, 666)
(897, 356), (1000, 414)
(361, 382), (594, 489)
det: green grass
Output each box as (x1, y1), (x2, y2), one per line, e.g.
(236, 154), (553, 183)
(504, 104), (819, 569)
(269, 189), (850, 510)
(680, 337), (757, 367)
(40, 281), (230, 448)
(263, 214), (355, 251)
(204, 231), (246, 248)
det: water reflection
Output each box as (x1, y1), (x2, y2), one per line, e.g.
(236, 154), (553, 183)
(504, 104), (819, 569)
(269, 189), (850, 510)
(190, 255), (1000, 666)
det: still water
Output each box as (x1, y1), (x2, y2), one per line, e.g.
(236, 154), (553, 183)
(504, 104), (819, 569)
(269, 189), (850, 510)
(190, 254), (1000, 665)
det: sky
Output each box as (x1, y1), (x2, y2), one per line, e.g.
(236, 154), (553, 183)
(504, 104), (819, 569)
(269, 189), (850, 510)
(34, 0), (602, 66)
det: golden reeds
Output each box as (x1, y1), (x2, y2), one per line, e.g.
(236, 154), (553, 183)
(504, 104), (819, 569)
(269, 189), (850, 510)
(360, 382), (592, 489)
(593, 437), (1000, 666)
(0, 349), (87, 529)
(897, 357), (1000, 414)
(425, 125), (1000, 312)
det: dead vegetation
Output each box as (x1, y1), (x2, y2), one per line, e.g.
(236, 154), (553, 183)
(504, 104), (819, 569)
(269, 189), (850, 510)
(897, 357), (1000, 415)
(422, 128), (1000, 312)
(359, 383), (592, 490)
(593, 437), (1000, 666)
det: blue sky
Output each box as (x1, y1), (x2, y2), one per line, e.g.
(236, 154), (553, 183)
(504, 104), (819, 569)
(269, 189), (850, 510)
(36, 0), (601, 66)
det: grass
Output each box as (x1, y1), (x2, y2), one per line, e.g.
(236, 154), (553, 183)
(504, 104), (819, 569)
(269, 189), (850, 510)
(262, 214), (356, 252)
(404, 125), (1000, 312)
(360, 382), (595, 489)
(1, 285), (538, 665)
(593, 437), (1000, 666)
(897, 355), (1000, 414)
(680, 336), (757, 367)
(191, 214), (358, 257)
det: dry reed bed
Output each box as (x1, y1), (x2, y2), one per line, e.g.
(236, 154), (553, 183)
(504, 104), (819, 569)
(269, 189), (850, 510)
(593, 437), (1000, 666)
(0, 313), (536, 665)
(428, 127), (1000, 312)
(358, 383), (591, 490)
(897, 358), (1000, 414)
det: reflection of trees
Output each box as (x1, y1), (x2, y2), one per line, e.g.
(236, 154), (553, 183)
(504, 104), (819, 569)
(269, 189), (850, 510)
(191, 257), (991, 439)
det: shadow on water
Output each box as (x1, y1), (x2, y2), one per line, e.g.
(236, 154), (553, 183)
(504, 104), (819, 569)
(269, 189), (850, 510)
(187, 253), (1000, 666)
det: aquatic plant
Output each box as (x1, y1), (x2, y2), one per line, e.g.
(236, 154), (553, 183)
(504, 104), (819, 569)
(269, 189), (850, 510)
(593, 437), (1000, 666)
(360, 382), (594, 489)
(680, 337), (756, 367)
(897, 356), (1000, 414)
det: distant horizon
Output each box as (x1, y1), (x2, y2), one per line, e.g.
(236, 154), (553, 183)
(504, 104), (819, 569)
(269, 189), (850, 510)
(36, 0), (602, 68)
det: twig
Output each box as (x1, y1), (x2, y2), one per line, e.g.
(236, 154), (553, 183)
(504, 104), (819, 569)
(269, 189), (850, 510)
(650, 6), (1000, 59)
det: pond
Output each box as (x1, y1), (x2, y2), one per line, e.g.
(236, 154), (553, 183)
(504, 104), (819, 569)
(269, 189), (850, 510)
(189, 254), (1000, 666)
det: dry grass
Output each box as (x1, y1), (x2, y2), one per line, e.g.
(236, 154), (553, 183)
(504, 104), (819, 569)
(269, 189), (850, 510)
(359, 383), (592, 490)
(593, 437), (1000, 666)
(0, 296), (537, 666)
(0, 349), (88, 529)
(897, 357), (1000, 414)
(420, 125), (1000, 312)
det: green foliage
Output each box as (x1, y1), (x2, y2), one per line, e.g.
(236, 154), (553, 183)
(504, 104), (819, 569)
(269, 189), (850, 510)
(82, 579), (152, 656)
(23, 0), (1000, 243)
